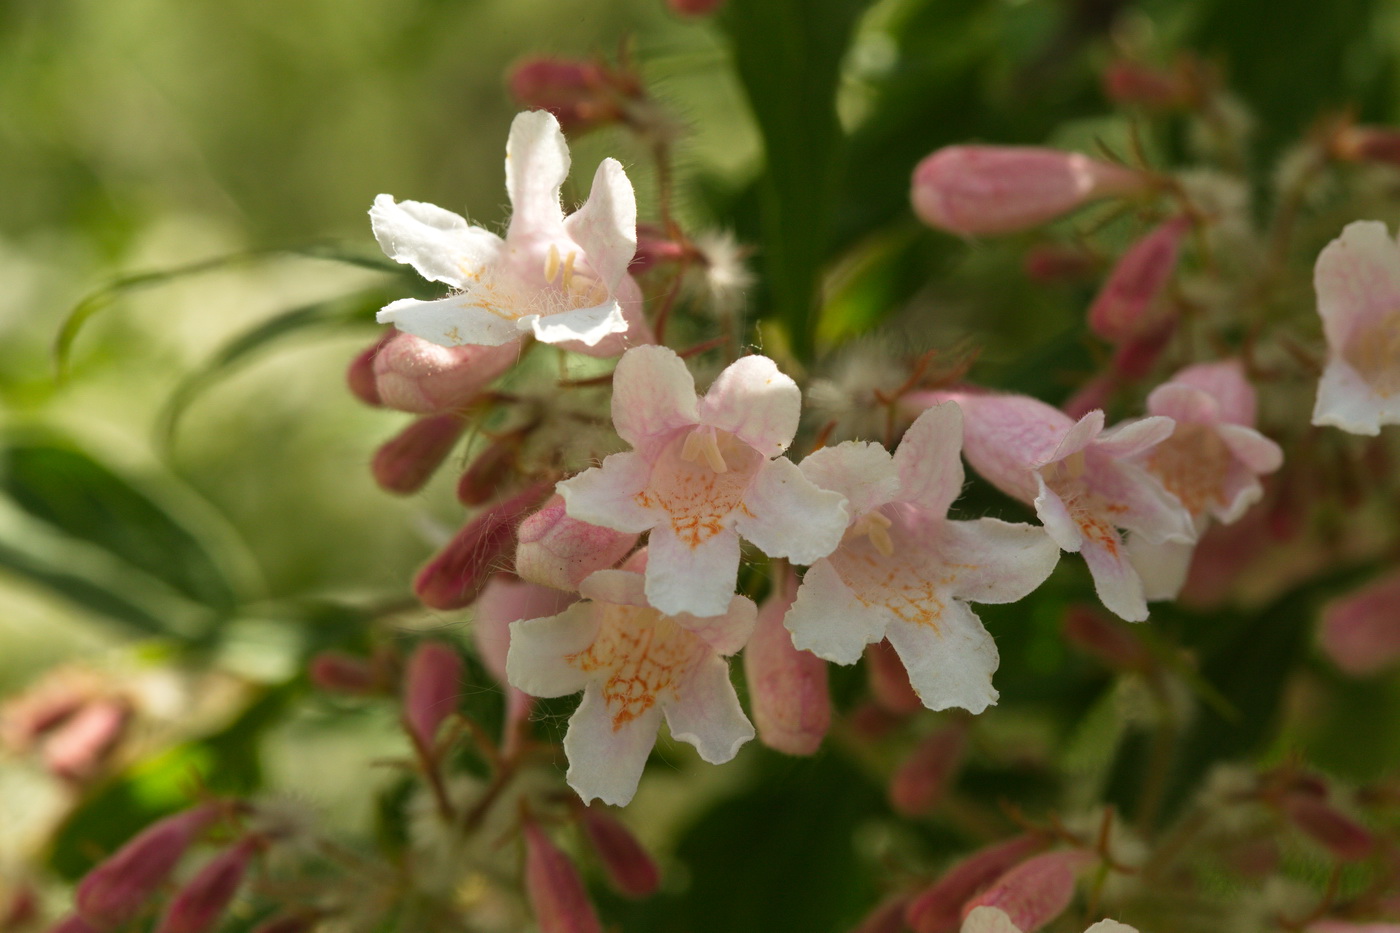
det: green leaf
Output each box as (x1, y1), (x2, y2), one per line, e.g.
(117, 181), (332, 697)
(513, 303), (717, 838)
(0, 539), (173, 637)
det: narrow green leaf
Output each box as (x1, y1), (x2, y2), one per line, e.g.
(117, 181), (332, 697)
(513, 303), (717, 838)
(0, 539), (173, 637)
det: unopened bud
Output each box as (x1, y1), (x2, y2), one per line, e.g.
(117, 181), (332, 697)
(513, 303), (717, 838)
(76, 804), (221, 928)
(1103, 61), (1189, 109)
(1, 676), (92, 752)
(156, 839), (258, 933)
(668, 0), (727, 16)
(630, 224), (689, 275)
(402, 641), (463, 754)
(2, 882), (38, 931)
(509, 58), (641, 135)
(911, 146), (1147, 236)
(744, 568), (829, 755)
(1023, 244), (1099, 284)
(42, 698), (130, 782)
(905, 835), (1045, 933)
(847, 702), (904, 741)
(1332, 125), (1400, 166)
(1062, 605), (1149, 671)
(413, 481), (552, 610)
(867, 640), (922, 716)
(579, 805), (661, 898)
(523, 821), (602, 933)
(372, 414), (467, 495)
(373, 332), (518, 414)
(962, 850), (1092, 933)
(1283, 795), (1375, 861)
(852, 895), (913, 933)
(309, 651), (381, 695)
(1088, 217), (1189, 344)
(1108, 319), (1175, 381)
(346, 333), (392, 407)
(1318, 570), (1400, 676)
(515, 495), (639, 592)
(457, 431), (526, 506)
(889, 724), (967, 816)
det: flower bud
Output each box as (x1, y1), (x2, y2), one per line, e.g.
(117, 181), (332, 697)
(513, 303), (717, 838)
(962, 850), (1092, 933)
(911, 146), (1147, 236)
(41, 698), (130, 782)
(1283, 795), (1375, 861)
(1087, 217), (1189, 344)
(346, 333), (391, 407)
(413, 481), (552, 610)
(155, 839), (258, 933)
(509, 58), (641, 135)
(744, 567), (829, 755)
(373, 332), (518, 414)
(889, 724), (967, 817)
(579, 805), (661, 898)
(1332, 125), (1400, 166)
(522, 821), (602, 933)
(1108, 319), (1175, 381)
(668, 0), (727, 15)
(1, 675), (93, 752)
(514, 495), (639, 592)
(1023, 244), (1098, 284)
(402, 641), (463, 754)
(308, 651), (380, 695)
(46, 915), (100, 933)
(1061, 605), (1149, 671)
(457, 428), (532, 506)
(1318, 570), (1400, 676)
(2, 882), (38, 931)
(1103, 61), (1189, 109)
(76, 804), (221, 928)
(905, 834), (1045, 933)
(1062, 374), (1117, 421)
(630, 224), (689, 275)
(371, 414), (466, 495)
(866, 640), (922, 716)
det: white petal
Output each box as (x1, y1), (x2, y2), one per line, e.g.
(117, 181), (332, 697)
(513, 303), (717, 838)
(1081, 536), (1149, 622)
(1044, 409), (1105, 464)
(505, 604), (602, 697)
(561, 275), (654, 358)
(577, 569), (649, 607)
(527, 298), (628, 346)
(664, 654), (755, 764)
(370, 194), (504, 289)
(504, 110), (570, 238)
(885, 600), (999, 714)
(1090, 458), (1196, 545)
(1314, 219), (1400, 347)
(735, 458), (849, 564)
(645, 526), (742, 619)
(961, 906), (1022, 933)
(1084, 922), (1138, 933)
(563, 158), (638, 290)
(1095, 415), (1176, 459)
(563, 684), (661, 806)
(797, 441), (898, 518)
(1033, 474), (1084, 552)
(784, 558), (885, 665)
(1313, 355), (1400, 436)
(557, 452), (658, 534)
(894, 402), (966, 516)
(611, 346), (700, 448)
(697, 355), (801, 458)
(1126, 533), (1195, 601)
(377, 295), (523, 347)
(941, 518), (1060, 605)
(677, 595), (758, 656)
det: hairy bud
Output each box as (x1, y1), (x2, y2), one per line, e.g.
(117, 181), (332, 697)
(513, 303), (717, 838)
(413, 481), (551, 610)
(744, 567), (830, 755)
(372, 414), (466, 495)
(515, 495), (639, 592)
(373, 332), (517, 414)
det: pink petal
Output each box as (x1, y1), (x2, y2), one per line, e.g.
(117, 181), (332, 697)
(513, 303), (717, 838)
(1313, 356), (1399, 436)
(563, 158), (638, 290)
(1217, 424), (1284, 476)
(784, 557), (886, 665)
(735, 458), (850, 565)
(1125, 534), (1195, 602)
(1032, 476), (1083, 552)
(1145, 383), (1222, 427)
(1166, 359), (1257, 425)
(1044, 410), (1105, 465)
(894, 402), (966, 516)
(664, 654), (755, 763)
(1080, 535), (1149, 622)
(697, 355), (801, 458)
(1093, 415), (1176, 460)
(676, 595), (758, 656)
(1314, 220), (1400, 348)
(797, 441), (900, 518)
(1085, 458), (1196, 544)
(610, 346), (700, 448)
(939, 392), (1076, 503)
(504, 111), (570, 240)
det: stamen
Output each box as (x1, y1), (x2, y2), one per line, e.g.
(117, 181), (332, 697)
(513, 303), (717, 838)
(852, 511), (895, 557)
(545, 243), (561, 283)
(561, 251), (578, 291)
(680, 427), (728, 474)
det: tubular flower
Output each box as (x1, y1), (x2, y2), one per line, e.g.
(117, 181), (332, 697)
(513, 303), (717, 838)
(784, 404), (1059, 712)
(915, 392), (1194, 622)
(506, 552), (756, 806)
(1312, 220), (1400, 434)
(557, 345), (849, 618)
(373, 110), (651, 356)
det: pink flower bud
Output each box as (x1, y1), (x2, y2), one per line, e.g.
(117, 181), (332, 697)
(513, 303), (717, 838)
(308, 651), (380, 695)
(579, 805), (661, 898)
(372, 332), (518, 414)
(630, 225), (689, 275)
(962, 850), (1092, 933)
(508, 58), (639, 135)
(2, 882), (38, 931)
(668, 0), (727, 16)
(905, 835), (1045, 933)
(1062, 374), (1117, 421)
(1087, 216), (1189, 344)
(346, 333), (391, 407)
(76, 804), (221, 928)
(1, 677), (92, 752)
(41, 698), (130, 782)
(402, 641), (463, 753)
(1332, 125), (1400, 166)
(866, 640), (922, 716)
(523, 821), (602, 933)
(847, 702), (903, 741)
(371, 414), (467, 495)
(46, 915), (100, 933)
(1318, 570), (1400, 676)
(1103, 61), (1189, 109)
(1283, 795), (1376, 861)
(889, 724), (967, 817)
(1023, 244), (1098, 284)
(1061, 605), (1149, 671)
(155, 839), (258, 933)
(1108, 319), (1175, 380)
(911, 146), (1146, 236)
(744, 568), (830, 756)
(413, 481), (551, 610)
(514, 495), (639, 592)
(851, 895), (913, 933)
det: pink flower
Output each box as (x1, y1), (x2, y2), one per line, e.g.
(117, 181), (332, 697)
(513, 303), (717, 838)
(961, 850), (1094, 932)
(918, 391), (1194, 622)
(515, 495), (640, 592)
(743, 565), (830, 756)
(373, 111), (650, 355)
(506, 552), (755, 805)
(911, 146), (1146, 236)
(785, 404), (1060, 712)
(1318, 569), (1400, 676)
(1312, 220), (1400, 434)
(558, 346), (849, 618)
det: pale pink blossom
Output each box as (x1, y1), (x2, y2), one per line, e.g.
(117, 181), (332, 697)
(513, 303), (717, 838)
(743, 564), (830, 755)
(1318, 569), (1400, 675)
(785, 404), (1059, 711)
(911, 146), (1146, 236)
(1312, 220), (1400, 434)
(558, 345), (849, 618)
(373, 111), (651, 355)
(506, 552), (756, 805)
(961, 850), (1094, 932)
(906, 834), (1045, 933)
(515, 495), (640, 592)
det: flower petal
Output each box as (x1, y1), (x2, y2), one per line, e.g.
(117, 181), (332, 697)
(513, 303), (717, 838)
(1084, 922), (1138, 933)
(370, 195), (504, 289)
(611, 346), (700, 448)
(1216, 424), (1284, 476)
(1088, 458), (1196, 544)
(797, 441), (899, 519)
(564, 684), (661, 806)
(884, 599), (999, 713)
(937, 391), (1075, 503)
(1314, 219), (1400, 348)
(377, 295), (524, 347)
(563, 158), (638, 290)
(557, 452), (658, 534)
(645, 526), (742, 619)
(506, 603), (603, 697)
(1080, 535), (1149, 622)
(960, 906), (1022, 933)
(527, 298), (628, 346)
(1094, 415), (1176, 459)
(735, 458), (850, 564)
(1126, 533), (1195, 601)
(676, 595), (758, 656)
(664, 654), (755, 764)
(1167, 359), (1257, 425)
(784, 557), (886, 664)
(894, 402), (966, 515)
(577, 569), (649, 607)
(1044, 409), (1105, 464)
(940, 518), (1061, 605)
(697, 355), (800, 458)
(504, 110), (570, 239)
(1034, 474), (1084, 551)
(561, 276), (655, 358)
(1145, 383), (1222, 426)
(1313, 356), (1400, 436)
